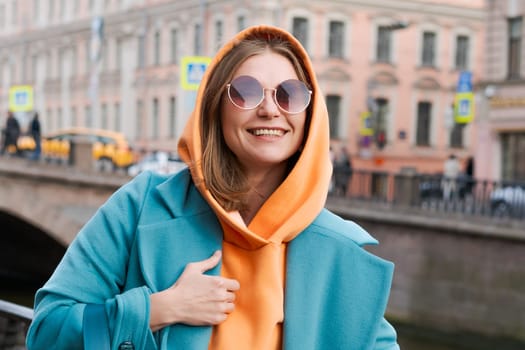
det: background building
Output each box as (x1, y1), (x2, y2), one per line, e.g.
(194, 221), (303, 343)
(0, 0), (485, 175)
(478, 0), (525, 182)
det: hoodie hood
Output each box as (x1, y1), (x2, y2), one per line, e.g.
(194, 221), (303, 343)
(178, 25), (332, 249)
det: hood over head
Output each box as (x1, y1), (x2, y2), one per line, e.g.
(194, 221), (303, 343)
(178, 25), (332, 249)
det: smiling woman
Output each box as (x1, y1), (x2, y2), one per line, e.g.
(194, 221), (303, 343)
(27, 25), (399, 350)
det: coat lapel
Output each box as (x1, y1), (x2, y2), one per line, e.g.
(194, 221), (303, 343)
(283, 210), (394, 350)
(134, 170), (223, 349)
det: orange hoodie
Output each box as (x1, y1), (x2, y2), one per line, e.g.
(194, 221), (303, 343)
(178, 25), (332, 350)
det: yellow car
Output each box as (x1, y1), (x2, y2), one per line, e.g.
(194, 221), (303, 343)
(41, 128), (137, 170)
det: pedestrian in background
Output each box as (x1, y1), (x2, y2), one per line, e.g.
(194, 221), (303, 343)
(30, 112), (42, 161)
(463, 156), (475, 196)
(0, 110), (20, 156)
(442, 153), (460, 200)
(333, 146), (353, 196)
(27, 25), (399, 350)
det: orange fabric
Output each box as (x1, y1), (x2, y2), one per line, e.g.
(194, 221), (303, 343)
(178, 25), (332, 350)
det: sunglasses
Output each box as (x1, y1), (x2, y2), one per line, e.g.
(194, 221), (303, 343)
(226, 75), (312, 114)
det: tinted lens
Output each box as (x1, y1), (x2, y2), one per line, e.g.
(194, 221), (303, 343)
(276, 79), (311, 113)
(228, 75), (263, 109)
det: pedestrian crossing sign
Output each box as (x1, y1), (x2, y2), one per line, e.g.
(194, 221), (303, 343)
(181, 56), (211, 91)
(9, 85), (34, 112)
(454, 71), (474, 124)
(359, 111), (374, 136)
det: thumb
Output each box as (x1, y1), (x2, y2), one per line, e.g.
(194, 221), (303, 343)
(194, 250), (222, 274)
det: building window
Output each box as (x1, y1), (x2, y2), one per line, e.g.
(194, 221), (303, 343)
(328, 21), (344, 58)
(60, 0), (66, 18)
(22, 54), (28, 81)
(450, 122), (464, 148)
(46, 109), (52, 131)
(46, 109), (53, 131)
(237, 15), (246, 32)
(85, 105), (92, 128)
(154, 30), (161, 66)
(375, 98), (389, 147)
(326, 95), (341, 139)
(152, 98), (159, 139)
(376, 26), (392, 63)
(114, 103), (120, 132)
(57, 108), (62, 129)
(12, 0), (17, 26)
(71, 107), (77, 127)
(215, 20), (223, 52)
(169, 96), (176, 138)
(501, 132), (525, 181)
(71, 47), (77, 77)
(416, 101), (432, 146)
(48, 0), (54, 21)
(101, 103), (108, 129)
(508, 17), (522, 80)
(136, 100), (143, 139)
(116, 39), (122, 70)
(0, 5), (5, 29)
(292, 17), (309, 51)
(194, 23), (202, 55)
(455, 35), (469, 70)
(85, 40), (91, 72)
(47, 51), (53, 78)
(422, 31), (436, 66)
(170, 28), (178, 64)
(102, 39), (109, 71)
(138, 35), (145, 68)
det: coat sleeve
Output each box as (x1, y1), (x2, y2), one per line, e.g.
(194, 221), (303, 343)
(373, 317), (400, 350)
(26, 172), (158, 350)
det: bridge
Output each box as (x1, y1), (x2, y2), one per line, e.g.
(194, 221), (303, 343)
(1, 156), (524, 349)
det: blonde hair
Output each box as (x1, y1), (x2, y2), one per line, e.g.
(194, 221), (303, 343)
(200, 33), (312, 211)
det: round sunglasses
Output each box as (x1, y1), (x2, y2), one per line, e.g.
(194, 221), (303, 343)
(226, 75), (312, 114)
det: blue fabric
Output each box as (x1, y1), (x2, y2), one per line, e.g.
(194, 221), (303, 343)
(83, 304), (110, 350)
(27, 169), (399, 350)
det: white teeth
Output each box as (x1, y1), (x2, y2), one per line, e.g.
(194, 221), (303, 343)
(251, 129), (284, 136)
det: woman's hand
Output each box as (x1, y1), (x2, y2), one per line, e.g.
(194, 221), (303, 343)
(149, 251), (240, 331)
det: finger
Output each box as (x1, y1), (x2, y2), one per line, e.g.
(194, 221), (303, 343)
(192, 250), (222, 273)
(224, 291), (236, 302)
(222, 278), (240, 291)
(222, 301), (235, 314)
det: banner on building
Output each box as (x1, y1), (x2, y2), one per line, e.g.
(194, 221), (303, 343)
(9, 85), (34, 112)
(180, 56), (211, 90)
(454, 71), (475, 124)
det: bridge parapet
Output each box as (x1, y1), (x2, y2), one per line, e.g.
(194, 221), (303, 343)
(0, 158), (129, 245)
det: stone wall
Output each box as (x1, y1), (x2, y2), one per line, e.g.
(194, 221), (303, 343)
(327, 197), (525, 343)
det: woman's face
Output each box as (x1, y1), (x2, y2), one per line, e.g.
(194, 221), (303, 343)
(221, 50), (307, 174)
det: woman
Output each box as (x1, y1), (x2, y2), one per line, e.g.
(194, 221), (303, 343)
(27, 25), (399, 350)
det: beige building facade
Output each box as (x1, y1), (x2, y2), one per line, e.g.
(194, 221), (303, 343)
(0, 0), (485, 175)
(478, 0), (525, 182)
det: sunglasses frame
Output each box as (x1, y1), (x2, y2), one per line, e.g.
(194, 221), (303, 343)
(226, 76), (312, 114)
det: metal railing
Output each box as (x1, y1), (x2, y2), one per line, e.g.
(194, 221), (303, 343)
(329, 170), (525, 222)
(0, 300), (32, 349)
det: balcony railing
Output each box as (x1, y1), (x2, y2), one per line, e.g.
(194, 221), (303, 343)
(329, 170), (525, 222)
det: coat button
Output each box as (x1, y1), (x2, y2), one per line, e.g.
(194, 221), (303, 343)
(118, 341), (135, 350)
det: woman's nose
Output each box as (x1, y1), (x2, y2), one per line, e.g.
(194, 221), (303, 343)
(258, 89), (280, 117)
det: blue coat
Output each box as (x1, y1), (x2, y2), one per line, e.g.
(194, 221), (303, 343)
(27, 169), (399, 350)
